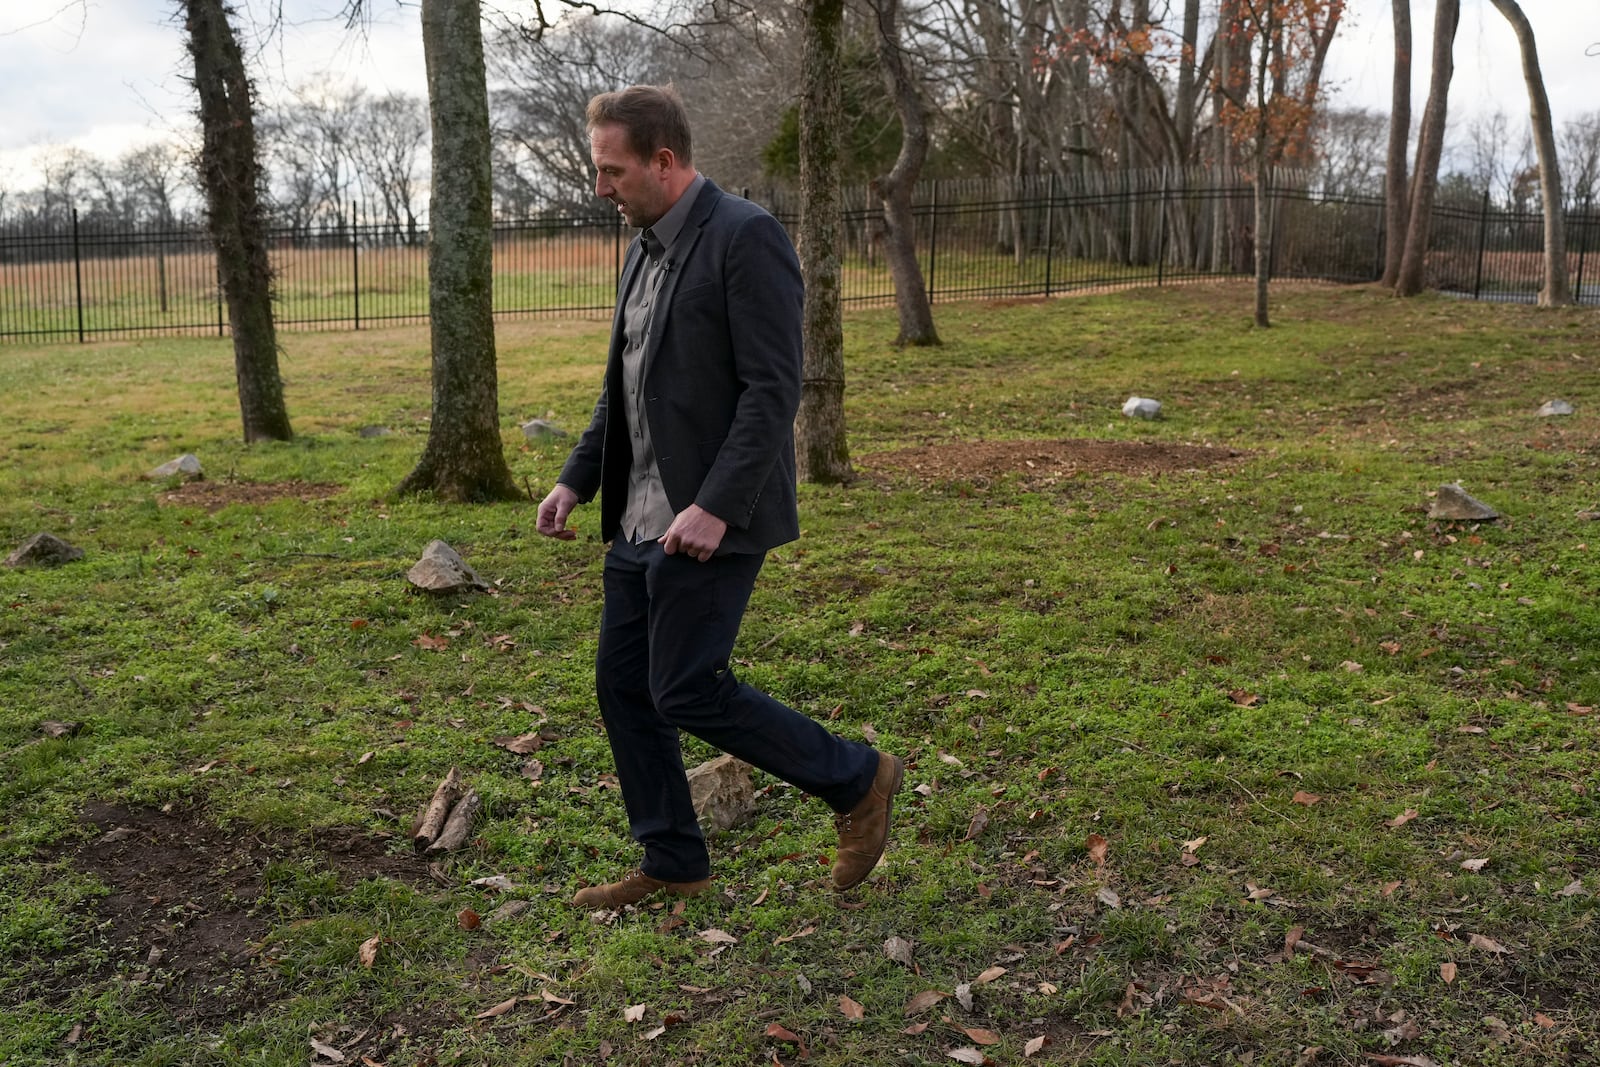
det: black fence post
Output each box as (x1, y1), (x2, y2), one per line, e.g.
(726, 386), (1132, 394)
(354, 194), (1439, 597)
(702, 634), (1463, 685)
(1575, 198), (1592, 305)
(1373, 203), (1386, 282)
(1156, 169), (1169, 286)
(927, 181), (940, 305)
(1473, 188), (1491, 300)
(216, 260), (225, 337)
(351, 200), (361, 331)
(71, 208), (85, 343)
(1043, 173), (1055, 297)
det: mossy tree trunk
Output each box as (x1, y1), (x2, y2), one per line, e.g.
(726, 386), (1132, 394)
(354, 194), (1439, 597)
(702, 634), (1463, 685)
(1380, 0), (1411, 288)
(397, 0), (521, 502)
(1396, 0), (1459, 298)
(795, 0), (852, 485)
(184, 0), (291, 443)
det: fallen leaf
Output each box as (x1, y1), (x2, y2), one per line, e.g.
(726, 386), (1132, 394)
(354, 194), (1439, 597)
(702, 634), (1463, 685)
(955, 982), (973, 1010)
(474, 996), (519, 1019)
(470, 875), (517, 891)
(624, 1004), (646, 1023)
(902, 1021), (929, 1035)
(966, 689), (989, 699)
(1037, 981), (1059, 995)
(1381, 880), (1402, 897)
(310, 1038), (348, 1063)
(1386, 808), (1419, 828)
(974, 966), (1006, 984)
(1460, 858), (1489, 872)
(939, 750), (965, 767)
(1229, 689), (1260, 707)
(884, 936), (916, 965)
(1457, 724), (1487, 734)
(1024, 1035), (1049, 1057)
(40, 721), (79, 738)
(413, 633), (450, 651)
(774, 925), (816, 945)
(1440, 962), (1457, 984)
(839, 995), (865, 1020)
(1554, 879), (1586, 898)
(357, 750), (374, 765)
(903, 990), (949, 1016)
(962, 806), (989, 842)
(541, 989), (575, 1006)
(765, 1022), (803, 1044)
(1363, 1055), (1439, 1067)
(1534, 1012), (1556, 1029)
(1340, 660), (1364, 673)
(1085, 833), (1109, 868)
(357, 933), (381, 968)
(1097, 886), (1121, 908)
(1292, 791), (1322, 806)
(1246, 884), (1275, 901)
(1183, 835), (1208, 853)
(947, 1050), (986, 1065)
(698, 928), (738, 945)
(849, 621), (866, 636)
(1469, 933), (1511, 954)
(493, 733), (543, 754)
(963, 1027), (1001, 1046)
(643, 1026), (666, 1040)
(458, 908), (481, 931)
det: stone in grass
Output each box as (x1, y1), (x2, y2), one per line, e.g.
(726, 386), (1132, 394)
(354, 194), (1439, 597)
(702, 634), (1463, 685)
(407, 540), (490, 594)
(521, 418), (569, 442)
(687, 754), (756, 833)
(6, 532), (84, 568)
(1429, 483), (1499, 522)
(145, 454), (203, 481)
(1121, 396), (1162, 419)
(1537, 399), (1575, 417)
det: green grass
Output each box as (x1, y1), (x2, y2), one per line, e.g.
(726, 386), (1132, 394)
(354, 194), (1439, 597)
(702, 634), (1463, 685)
(1, 282), (1598, 1065)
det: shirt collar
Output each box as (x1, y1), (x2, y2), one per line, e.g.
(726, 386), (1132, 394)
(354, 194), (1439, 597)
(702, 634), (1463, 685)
(642, 172), (704, 262)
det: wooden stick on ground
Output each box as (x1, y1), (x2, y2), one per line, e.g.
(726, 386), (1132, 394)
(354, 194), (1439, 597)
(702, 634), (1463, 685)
(426, 788), (482, 855)
(413, 767), (462, 853)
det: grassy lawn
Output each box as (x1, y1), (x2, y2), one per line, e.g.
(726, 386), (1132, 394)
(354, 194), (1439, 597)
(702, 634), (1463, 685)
(1, 282), (1597, 1066)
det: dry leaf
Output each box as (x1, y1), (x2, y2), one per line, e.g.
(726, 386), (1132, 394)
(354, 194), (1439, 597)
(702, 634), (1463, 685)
(1024, 1035), (1049, 1057)
(839, 995), (865, 1020)
(357, 933), (381, 969)
(1228, 689), (1260, 707)
(310, 1038), (348, 1063)
(413, 633), (450, 651)
(765, 1023), (803, 1044)
(884, 936), (916, 965)
(903, 990), (949, 1016)
(698, 928), (738, 945)
(902, 1021), (930, 1035)
(1440, 962), (1457, 984)
(947, 1049), (986, 1065)
(1183, 835), (1208, 853)
(938, 750), (964, 767)
(1460, 858), (1489, 872)
(624, 1003), (646, 1022)
(962, 806), (990, 842)
(974, 966), (1006, 985)
(966, 689), (989, 699)
(1246, 884), (1275, 901)
(1381, 880), (1402, 897)
(1554, 879), (1586, 898)
(520, 759), (544, 782)
(643, 1026), (667, 1040)
(774, 925), (817, 945)
(1534, 1012), (1556, 1029)
(1291, 791), (1322, 806)
(1469, 933), (1511, 954)
(493, 733), (543, 754)
(470, 875), (516, 892)
(963, 1027), (1001, 1046)
(357, 750), (374, 764)
(1456, 724), (1486, 734)
(1096, 886), (1121, 908)
(1037, 981), (1059, 995)
(1340, 660), (1364, 673)
(457, 908), (481, 931)
(475, 996), (520, 1020)
(1386, 808), (1419, 828)
(1085, 833), (1109, 868)
(955, 982), (973, 1010)
(1363, 1056), (1439, 1067)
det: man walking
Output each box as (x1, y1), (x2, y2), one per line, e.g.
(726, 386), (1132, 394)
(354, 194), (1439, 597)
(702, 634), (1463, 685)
(536, 85), (903, 907)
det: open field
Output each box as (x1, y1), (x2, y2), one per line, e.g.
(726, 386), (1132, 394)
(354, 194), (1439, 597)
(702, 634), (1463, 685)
(1, 282), (1598, 1066)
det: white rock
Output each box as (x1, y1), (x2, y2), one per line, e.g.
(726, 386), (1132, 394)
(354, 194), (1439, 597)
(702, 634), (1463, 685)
(146, 454), (203, 480)
(521, 418), (569, 441)
(687, 754), (755, 832)
(1121, 397), (1162, 419)
(1537, 399), (1574, 417)
(5, 532), (84, 568)
(1429, 483), (1498, 521)
(406, 540), (490, 594)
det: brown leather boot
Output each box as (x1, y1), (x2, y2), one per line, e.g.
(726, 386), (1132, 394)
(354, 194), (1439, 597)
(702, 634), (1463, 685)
(571, 869), (713, 909)
(833, 752), (905, 890)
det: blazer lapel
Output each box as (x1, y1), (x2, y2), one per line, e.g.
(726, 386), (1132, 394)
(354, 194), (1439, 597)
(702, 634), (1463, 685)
(639, 181), (723, 382)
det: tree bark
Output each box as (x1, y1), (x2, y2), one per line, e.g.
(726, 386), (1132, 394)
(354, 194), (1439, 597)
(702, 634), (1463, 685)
(1252, 11), (1274, 328)
(1488, 0), (1570, 306)
(397, 0), (522, 502)
(795, 0), (853, 485)
(869, 0), (940, 347)
(183, 0), (292, 444)
(1381, 0), (1412, 287)
(1396, 0), (1459, 298)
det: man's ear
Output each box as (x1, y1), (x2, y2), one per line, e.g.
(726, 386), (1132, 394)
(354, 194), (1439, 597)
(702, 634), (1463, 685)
(652, 148), (676, 177)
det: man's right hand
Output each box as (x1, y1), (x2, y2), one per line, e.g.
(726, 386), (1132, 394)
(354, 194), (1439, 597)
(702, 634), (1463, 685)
(536, 484), (580, 540)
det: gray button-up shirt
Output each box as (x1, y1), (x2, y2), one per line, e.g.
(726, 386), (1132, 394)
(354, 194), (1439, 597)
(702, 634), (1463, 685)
(619, 174), (706, 544)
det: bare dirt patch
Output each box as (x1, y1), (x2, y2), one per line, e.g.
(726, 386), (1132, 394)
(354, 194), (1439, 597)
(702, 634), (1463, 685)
(39, 801), (426, 1025)
(159, 480), (343, 512)
(859, 438), (1248, 489)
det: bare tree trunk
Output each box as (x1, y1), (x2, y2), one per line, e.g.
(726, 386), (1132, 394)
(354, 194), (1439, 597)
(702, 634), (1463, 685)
(184, 0), (292, 444)
(1381, 0), (1412, 287)
(795, 0), (853, 485)
(1252, 15), (1274, 328)
(1396, 0), (1460, 298)
(397, 0), (521, 502)
(1488, 0), (1570, 306)
(869, 0), (940, 346)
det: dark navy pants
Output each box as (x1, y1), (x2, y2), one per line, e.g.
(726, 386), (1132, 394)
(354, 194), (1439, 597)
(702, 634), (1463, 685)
(596, 536), (879, 883)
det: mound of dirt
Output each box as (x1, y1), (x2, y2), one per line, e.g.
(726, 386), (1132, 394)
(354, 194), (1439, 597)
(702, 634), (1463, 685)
(859, 438), (1246, 488)
(159, 480), (342, 512)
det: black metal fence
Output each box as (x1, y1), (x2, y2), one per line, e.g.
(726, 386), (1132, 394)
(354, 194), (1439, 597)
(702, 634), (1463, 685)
(3, 171), (1595, 344)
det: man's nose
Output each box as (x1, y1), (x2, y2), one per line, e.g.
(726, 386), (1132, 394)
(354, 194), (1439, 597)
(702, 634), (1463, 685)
(595, 174), (611, 198)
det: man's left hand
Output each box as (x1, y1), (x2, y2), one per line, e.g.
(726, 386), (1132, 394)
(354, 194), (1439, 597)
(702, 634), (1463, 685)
(659, 504), (728, 562)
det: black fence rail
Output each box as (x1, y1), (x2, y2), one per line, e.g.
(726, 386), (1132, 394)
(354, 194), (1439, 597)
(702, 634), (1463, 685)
(2, 173), (1595, 344)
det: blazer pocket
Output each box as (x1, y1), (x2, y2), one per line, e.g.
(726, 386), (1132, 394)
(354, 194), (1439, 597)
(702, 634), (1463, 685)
(673, 281), (718, 305)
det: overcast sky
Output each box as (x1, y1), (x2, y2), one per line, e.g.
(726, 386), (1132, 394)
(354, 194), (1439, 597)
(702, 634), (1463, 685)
(1, 0), (1596, 186)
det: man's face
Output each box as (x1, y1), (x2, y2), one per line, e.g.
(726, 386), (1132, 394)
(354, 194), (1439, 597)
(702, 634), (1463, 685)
(590, 123), (669, 229)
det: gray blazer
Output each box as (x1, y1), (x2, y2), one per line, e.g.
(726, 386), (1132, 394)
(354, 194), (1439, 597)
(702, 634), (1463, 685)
(558, 180), (803, 555)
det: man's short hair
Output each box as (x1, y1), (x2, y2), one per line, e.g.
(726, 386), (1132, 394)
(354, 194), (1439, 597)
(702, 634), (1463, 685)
(586, 85), (693, 165)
